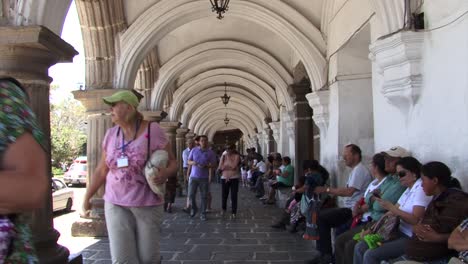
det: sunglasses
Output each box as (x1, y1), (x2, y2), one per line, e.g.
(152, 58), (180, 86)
(397, 171), (407, 178)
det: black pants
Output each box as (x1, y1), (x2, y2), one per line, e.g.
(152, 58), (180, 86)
(221, 178), (239, 214)
(335, 224), (366, 264)
(316, 207), (352, 256)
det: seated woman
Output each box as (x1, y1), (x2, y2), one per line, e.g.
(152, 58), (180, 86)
(335, 153), (405, 264)
(394, 217), (468, 264)
(392, 162), (468, 263)
(264, 156), (294, 204)
(353, 157), (433, 264)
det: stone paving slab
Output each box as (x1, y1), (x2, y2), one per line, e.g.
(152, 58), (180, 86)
(82, 184), (320, 263)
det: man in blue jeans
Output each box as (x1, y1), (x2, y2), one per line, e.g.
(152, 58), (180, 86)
(187, 135), (216, 221)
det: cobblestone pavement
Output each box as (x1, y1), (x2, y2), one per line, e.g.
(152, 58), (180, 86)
(82, 183), (320, 264)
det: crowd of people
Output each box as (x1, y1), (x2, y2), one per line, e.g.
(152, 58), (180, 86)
(1, 81), (466, 264)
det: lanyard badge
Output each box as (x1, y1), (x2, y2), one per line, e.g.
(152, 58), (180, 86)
(117, 153), (129, 168)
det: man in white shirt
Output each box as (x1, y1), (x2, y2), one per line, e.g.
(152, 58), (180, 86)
(311, 144), (372, 263)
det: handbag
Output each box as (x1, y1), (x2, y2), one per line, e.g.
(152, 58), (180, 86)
(369, 213), (400, 241)
(144, 122), (169, 197)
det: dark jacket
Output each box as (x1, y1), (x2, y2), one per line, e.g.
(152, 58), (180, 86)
(406, 188), (468, 261)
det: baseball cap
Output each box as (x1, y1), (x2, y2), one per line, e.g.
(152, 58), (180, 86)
(103, 90), (139, 108)
(382, 146), (410, 158)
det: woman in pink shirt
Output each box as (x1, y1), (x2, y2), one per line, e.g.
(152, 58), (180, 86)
(82, 90), (177, 263)
(218, 143), (241, 218)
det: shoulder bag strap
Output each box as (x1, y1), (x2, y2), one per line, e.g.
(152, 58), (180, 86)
(146, 121), (152, 163)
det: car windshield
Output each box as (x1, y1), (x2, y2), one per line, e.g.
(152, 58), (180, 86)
(69, 164), (87, 171)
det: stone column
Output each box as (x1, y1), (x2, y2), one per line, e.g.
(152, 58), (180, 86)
(73, 89), (115, 225)
(290, 80), (314, 180)
(269, 122), (281, 153)
(159, 121), (181, 158)
(175, 128), (189, 195)
(0, 26), (78, 263)
(265, 127), (275, 155)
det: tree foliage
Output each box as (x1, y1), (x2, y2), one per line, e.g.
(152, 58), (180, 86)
(50, 90), (87, 168)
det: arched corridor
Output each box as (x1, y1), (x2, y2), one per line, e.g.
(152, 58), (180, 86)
(1, 0), (467, 262)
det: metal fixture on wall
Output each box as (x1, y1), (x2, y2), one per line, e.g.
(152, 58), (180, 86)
(210, 0), (230, 19)
(224, 113), (230, 126)
(220, 82), (231, 106)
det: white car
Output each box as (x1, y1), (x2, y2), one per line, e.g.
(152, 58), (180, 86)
(63, 162), (88, 186)
(52, 178), (74, 212)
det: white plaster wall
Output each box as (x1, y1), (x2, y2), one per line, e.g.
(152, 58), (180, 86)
(372, 0), (468, 190)
(281, 0), (323, 29)
(157, 17), (295, 72)
(123, 0), (160, 25)
(323, 78), (374, 189)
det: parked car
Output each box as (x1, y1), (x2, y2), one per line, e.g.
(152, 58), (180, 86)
(52, 178), (74, 212)
(63, 157), (88, 186)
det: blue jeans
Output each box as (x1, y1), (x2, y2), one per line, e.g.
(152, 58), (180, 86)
(354, 236), (409, 264)
(189, 177), (209, 216)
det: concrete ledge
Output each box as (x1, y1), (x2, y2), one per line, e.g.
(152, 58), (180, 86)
(71, 218), (107, 237)
(276, 188), (292, 208)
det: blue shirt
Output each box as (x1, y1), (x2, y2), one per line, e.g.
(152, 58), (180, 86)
(188, 147), (217, 178)
(182, 147), (192, 168)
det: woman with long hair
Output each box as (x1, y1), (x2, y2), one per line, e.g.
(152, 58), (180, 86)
(82, 90), (177, 263)
(394, 161), (468, 263)
(218, 143), (241, 219)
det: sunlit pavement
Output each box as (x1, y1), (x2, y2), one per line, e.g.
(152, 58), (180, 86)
(54, 184), (320, 264)
(53, 186), (101, 256)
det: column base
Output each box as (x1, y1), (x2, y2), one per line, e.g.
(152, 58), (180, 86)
(71, 219), (107, 237)
(71, 198), (107, 237)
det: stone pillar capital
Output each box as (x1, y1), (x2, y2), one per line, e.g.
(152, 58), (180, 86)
(160, 121), (182, 134)
(73, 89), (116, 115)
(0, 26), (77, 81)
(306, 90), (330, 135)
(176, 128), (189, 138)
(186, 132), (196, 140)
(142, 110), (167, 122)
(369, 31), (424, 111)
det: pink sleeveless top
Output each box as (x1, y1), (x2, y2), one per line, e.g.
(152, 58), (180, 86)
(102, 122), (168, 207)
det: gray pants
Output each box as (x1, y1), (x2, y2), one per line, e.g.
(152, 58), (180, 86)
(105, 202), (163, 264)
(189, 177), (209, 216)
(354, 236), (409, 264)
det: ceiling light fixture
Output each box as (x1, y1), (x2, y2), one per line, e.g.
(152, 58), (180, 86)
(210, 0), (230, 19)
(220, 82), (231, 106)
(224, 113), (230, 126)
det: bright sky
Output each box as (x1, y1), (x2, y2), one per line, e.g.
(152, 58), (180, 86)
(48, 1), (85, 103)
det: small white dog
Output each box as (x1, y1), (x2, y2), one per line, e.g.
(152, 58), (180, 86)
(144, 150), (169, 197)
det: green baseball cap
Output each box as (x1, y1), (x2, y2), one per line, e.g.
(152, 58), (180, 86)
(103, 90), (139, 107)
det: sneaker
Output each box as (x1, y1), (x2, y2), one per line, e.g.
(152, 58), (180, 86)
(167, 207), (172, 214)
(220, 210), (226, 218)
(182, 207), (190, 214)
(200, 214), (207, 221)
(231, 214), (236, 219)
(205, 209), (212, 213)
